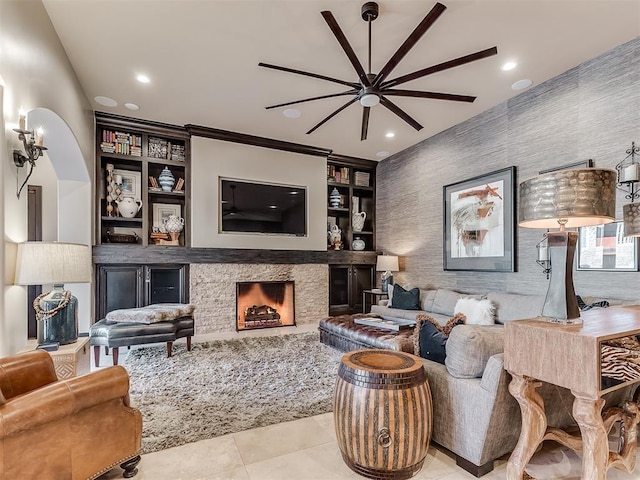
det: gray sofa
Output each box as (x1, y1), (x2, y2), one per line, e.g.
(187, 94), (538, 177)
(370, 288), (633, 476)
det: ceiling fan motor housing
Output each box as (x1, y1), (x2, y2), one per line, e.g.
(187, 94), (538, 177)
(361, 2), (379, 21)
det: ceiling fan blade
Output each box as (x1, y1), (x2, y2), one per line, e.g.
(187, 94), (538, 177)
(306, 97), (359, 135)
(380, 96), (423, 131)
(381, 46), (498, 89)
(361, 107), (370, 141)
(321, 11), (370, 87)
(258, 62), (360, 89)
(373, 2), (447, 88)
(265, 90), (358, 110)
(383, 89), (476, 103)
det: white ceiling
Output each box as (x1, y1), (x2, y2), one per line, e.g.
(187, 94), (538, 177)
(42, 0), (640, 160)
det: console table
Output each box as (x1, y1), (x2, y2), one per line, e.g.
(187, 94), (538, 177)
(504, 306), (640, 480)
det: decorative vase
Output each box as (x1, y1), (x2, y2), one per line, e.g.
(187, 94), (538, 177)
(352, 211), (366, 232)
(329, 188), (341, 208)
(115, 196), (142, 218)
(328, 224), (342, 250)
(158, 167), (175, 192)
(352, 237), (365, 251)
(164, 214), (185, 233)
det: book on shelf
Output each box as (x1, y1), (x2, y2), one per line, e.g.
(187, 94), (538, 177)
(100, 130), (142, 156)
(354, 171), (370, 186)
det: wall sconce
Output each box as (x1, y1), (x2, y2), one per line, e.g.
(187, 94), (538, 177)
(536, 233), (551, 279)
(13, 125), (47, 199)
(617, 142), (640, 236)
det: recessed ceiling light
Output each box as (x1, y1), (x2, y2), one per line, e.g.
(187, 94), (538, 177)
(269, 205), (278, 209)
(501, 61), (518, 71)
(283, 109), (301, 119)
(512, 79), (533, 90)
(94, 96), (117, 107)
(124, 103), (139, 110)
(289, 191), (299, 195)
(136, 74), (150, 84)
(385, 132), (395, 138)
(376, 151), (390, 158)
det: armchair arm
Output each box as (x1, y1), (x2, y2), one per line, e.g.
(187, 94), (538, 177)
(0, 366), (131, 437)
(0, 350), (57, 401)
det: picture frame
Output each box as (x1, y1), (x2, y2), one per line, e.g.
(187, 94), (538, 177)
(113, 169), (141, 201)
(577, 221), (638, 271)
(443, 166), (516, 272)
(538, 159), (594, 175)
(153, 203), (181, 233)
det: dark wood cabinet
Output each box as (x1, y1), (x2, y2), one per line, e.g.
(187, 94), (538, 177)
(96, 264), (189, 320)
(329, 264), (373, 316)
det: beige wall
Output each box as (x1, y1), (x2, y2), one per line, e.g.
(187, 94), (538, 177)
(1, 0), (93, 355)
(191, 136), (327, 251)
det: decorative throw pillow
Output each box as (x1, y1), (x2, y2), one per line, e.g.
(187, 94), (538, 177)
(413, 313), (466, 364)
(454, 298), (495, 325)
(389, 284), (420, 310)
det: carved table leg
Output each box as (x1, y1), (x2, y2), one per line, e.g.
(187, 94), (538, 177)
(120, 455), (141, 478)
(506, 374), (546, 480)
(572, 395), (607, 480)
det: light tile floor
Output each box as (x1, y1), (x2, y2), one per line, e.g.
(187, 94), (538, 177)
(94, 327), (640, 480)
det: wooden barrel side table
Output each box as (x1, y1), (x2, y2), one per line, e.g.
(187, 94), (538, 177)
(334, 349), (433, 480)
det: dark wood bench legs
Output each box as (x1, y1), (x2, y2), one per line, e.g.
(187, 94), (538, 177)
(456, 456), (493, 477)
(167, 337), (192, 357)
(94, 337), (193, 367)
(120, 455), (141, 478)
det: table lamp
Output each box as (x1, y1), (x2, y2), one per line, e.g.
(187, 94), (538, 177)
(15, 242), (92, 345)
(519, 169), (616, 322)
(376, 255), (399, 293)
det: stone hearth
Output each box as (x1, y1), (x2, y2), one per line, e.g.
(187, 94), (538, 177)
(190, 264), (328, 334)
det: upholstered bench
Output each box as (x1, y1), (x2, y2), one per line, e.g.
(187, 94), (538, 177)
(90, 304), (195, 366)
(318, 314), (415, 353)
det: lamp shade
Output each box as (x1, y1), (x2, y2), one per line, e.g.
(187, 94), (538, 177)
(623, 203), (640, 237)
(15, 242), (92, 285)
(376, 255), (399, 272)
(519, 169), (616, 229)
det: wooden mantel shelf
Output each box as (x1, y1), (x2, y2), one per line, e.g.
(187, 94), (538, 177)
(92, 245), (378, 265)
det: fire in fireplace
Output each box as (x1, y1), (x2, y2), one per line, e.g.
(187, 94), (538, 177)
(236, 281), (295, 331)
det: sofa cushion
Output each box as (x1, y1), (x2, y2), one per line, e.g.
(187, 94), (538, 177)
(454, 298), (495, 325)
(389, 285), (420, 310)
(415, 314), (466, 364)
(421, 289), (437, 312)
(431, 289), (465, 316)
(486, 292), (544, 323)
(445, 325), (505, 378)
(388, 283), (414, 307)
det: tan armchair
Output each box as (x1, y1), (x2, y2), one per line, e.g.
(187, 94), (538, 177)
(0, 350), (142, 479)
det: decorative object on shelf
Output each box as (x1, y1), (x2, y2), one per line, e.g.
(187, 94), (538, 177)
(444, 166), (516, 272)
(174, 177), (185, 192)
(376, 255), (399, 292)
(328, 224), (342, 250)
(536, 233), (551, 279)
(352, 211), (366, 232)
(12, 122), (48, 199)
(14, 242), (91, 345)
(105, 163), (115, 216)
(148, 137), (169, 159)
(149, 175), (161, 191)
(616, 142), (640, 237)
(112, 169), (140, 202)
(116, 195), (143, 218)
(158, 167), (176, 192)
(106, 231), (139, 244)
(352, 237), (365, 251)
(164, 214), (185, 241)
(519, 168), (616, 322)
(329, 187), (341, 207)
(153, 203), (182, 233)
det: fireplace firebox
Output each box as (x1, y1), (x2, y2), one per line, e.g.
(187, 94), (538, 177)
(236, 281), (295, 331)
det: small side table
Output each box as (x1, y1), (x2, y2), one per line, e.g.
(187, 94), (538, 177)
(20, 337), (90, 379)
(362, 289), (388, 313)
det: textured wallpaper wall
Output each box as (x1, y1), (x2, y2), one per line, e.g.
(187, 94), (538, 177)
(376, 38), (640, 300)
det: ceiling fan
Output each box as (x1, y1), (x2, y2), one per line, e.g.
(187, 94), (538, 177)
(222, 184), (244, 217)
(259, 2), (497, 141)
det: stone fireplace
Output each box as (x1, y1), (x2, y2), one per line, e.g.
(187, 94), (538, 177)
(190, 263), (328, 334)
(236, 281), (295, 331)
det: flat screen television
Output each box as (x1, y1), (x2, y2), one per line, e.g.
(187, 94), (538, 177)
(220, 178), (307, 236)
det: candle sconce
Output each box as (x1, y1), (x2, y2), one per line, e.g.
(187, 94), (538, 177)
(536, 233), (551, 279)
(13, 127), (47, 199)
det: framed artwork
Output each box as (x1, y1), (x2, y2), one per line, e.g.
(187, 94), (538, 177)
(153, 203), (181, 233)
(113, 169), (141, 201)
(577, 221), (638, 271)
(539, 159), (593, 175)
(443, 166), (516, 272)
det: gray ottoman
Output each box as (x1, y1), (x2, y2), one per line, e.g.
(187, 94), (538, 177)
(90, 316), (194, 366)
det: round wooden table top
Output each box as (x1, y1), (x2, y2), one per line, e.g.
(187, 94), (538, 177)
(341, 349), (421, 374)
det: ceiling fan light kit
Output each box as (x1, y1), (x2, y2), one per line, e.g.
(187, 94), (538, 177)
(259, 2), (498, 141)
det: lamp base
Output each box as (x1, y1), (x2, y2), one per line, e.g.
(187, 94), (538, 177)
(381, 274), (394, 293)
(541, 231), (581, 323)
(36, 287), (78, 345)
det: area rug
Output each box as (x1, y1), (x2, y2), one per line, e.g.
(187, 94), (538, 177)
(124, 331), (343, 454)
